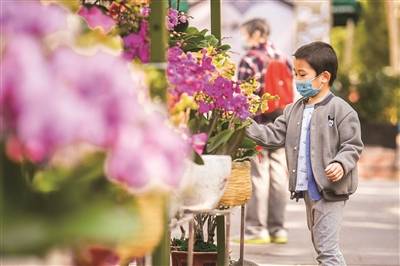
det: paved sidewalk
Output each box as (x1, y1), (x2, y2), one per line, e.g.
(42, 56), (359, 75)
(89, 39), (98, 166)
(229, 179), (400, 266)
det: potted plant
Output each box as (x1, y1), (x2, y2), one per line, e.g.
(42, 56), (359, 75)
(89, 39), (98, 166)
(170, 214), (218, 266)
(73, 1), (278, 264)
(166, 18), (278, 266)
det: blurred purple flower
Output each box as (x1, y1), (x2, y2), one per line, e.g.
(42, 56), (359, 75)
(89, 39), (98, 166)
(1, 2), (189, 191)
(167, 47), (215, 96)
(179, 14), (188, 23)
(51, 47), (141, 148)
(167, 48), (251, 120)
(166, 8), (179, 30)
(78, 5), (116, 33)
(122, 21), (149, 62)
(167, 46), (184, 64)
(198, 101), (214, 114)
(140, 6), (151, 17)
(106, 118), (188, 191)
(0, 0), (67, 38)
(1, 36), (106, 162)
(189, 133), (208, 155)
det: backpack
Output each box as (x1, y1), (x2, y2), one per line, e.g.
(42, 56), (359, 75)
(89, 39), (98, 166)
(247, 49), (294, 113)
(263, 59), (294, 113)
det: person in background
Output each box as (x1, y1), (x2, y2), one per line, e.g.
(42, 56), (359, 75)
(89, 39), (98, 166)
(237, 18), (292, 244)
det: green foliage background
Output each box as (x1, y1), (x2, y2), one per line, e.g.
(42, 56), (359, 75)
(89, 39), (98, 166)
(331, 0), (399, 124)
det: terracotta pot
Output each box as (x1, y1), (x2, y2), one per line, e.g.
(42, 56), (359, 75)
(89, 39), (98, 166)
(171, 250), (217, 266)
(73, 246), (120, 266)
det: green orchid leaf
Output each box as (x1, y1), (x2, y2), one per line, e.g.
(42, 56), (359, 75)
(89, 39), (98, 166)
(188, 114), (209, 133)
(32, 152), (105, 193)
(240, 136), (257, 149)
(199, 29), (208, 35)
(218, 44), (231, 51)
(192, 151), (205, 165)
(204, 35), (219, 47)
(1, 150), (141, 255)
(235, 119), (252, 130)
(206, 128), (234, 153)
(32, 168), (71, 193)
(233, 149), (257, 162)
(185, 26), (199, 35)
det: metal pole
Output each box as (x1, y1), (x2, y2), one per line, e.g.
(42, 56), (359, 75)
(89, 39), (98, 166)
(150, 0), (168, 63)
(343, 18), (355, 70)
(188, 218), (195, 266)
(151, 198), (170, 266)
(149, 2), (169, 265)
(239, 205), (245, 266)
(386, 0), (400, 73)
(225, 213), (230, 266)
(211, 2), (225, 265)
(216, 215), (225, 266)
(210, 0), (221, 45)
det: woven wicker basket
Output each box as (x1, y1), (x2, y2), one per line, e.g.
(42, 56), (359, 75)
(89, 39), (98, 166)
(218, 161), (252, 207)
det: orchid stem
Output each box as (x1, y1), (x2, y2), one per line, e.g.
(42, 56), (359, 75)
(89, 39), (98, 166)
(207, 111), (219, 138)
(226, 128), (245, 157)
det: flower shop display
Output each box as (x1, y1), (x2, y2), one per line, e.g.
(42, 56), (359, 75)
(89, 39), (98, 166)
(1, 0), (188, 263)
(164, 17), (282, 266)
(161, 5), (279, 259)
(1, 0), (280, 264)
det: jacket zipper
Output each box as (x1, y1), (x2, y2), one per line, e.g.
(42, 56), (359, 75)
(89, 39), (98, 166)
(292, 105), (304, 192)
(309, 108), (323, 192)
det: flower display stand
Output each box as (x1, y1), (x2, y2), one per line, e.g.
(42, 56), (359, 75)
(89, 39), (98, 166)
(177, 207), (247, 266)
(173, 155), (250, 266)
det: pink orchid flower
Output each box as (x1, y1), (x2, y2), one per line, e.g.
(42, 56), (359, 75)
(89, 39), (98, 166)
(190, 133), (208, 155)
(78, 5), (116, 33)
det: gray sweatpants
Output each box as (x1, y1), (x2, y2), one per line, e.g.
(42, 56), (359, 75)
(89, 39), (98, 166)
(245, 147), (289, 237)
(304, 192), (347, 266)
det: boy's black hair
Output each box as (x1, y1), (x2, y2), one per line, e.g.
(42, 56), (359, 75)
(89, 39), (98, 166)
(293, 41), (338, 86)
(241, 18), (270, 38)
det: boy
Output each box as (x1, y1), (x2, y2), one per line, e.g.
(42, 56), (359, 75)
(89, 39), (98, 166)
(246, 41), (364, 265)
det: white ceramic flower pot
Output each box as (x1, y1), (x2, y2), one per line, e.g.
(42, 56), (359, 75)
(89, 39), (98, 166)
(175, 155), (232, 212)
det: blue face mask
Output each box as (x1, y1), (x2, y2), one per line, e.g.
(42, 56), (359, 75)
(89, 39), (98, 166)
(295, 75), (322, 97)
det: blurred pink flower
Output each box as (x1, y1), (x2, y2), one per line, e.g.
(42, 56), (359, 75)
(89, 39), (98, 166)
(105, 117), (188, 191)
(122, 21), (149, 62)
(2, 36), (106, 162)
(166, 8), (179, 30)
(190, 133), (208, 155)
(51, 48), (140, 147)
(5, 137), (25, 162)
(1, 0), (188, 192)
(0, 0), (67, 37)
(140, 6), (151, 17)
(78, 5), (116, 33)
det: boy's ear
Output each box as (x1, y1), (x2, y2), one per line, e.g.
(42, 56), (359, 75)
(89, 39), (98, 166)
(321, 71), (331, 85)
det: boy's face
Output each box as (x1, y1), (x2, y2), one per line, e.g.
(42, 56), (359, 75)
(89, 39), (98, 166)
(293, 58), (330, 90)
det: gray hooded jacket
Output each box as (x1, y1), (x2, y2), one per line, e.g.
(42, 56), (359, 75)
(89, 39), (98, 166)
(246, 92), (364, 201)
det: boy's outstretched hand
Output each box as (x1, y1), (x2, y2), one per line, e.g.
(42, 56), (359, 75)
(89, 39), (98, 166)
(325, 162), (344, 182)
